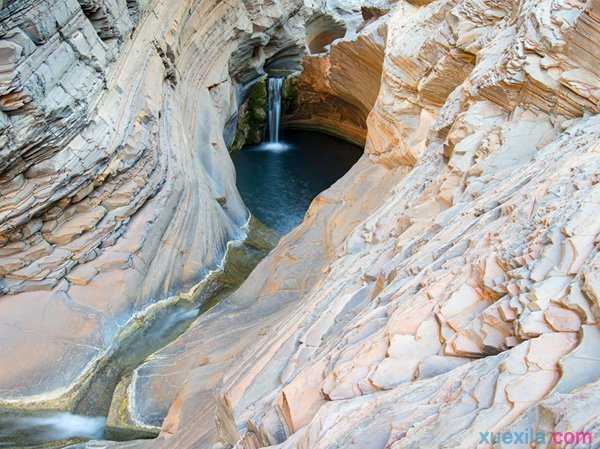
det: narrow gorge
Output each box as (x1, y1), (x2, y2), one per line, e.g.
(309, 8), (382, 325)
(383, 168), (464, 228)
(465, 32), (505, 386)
(1, 0), (600, 449)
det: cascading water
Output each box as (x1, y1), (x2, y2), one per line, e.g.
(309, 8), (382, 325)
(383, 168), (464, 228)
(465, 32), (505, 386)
(267, 77), (284, 144)
(0, 413), (106, 446)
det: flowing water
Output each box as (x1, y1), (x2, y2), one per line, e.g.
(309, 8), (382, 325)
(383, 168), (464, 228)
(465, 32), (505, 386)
(0, 412), (106, 447)
(267, 78), (284, 144)
(233, 129), (363, 234)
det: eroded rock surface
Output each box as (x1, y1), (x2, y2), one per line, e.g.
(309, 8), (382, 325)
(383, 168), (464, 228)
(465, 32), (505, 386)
(284, 11), (388, 145)
(5, 0), (600, 449)
(86, 1), (600, 448)
(0, 0), (311, 412)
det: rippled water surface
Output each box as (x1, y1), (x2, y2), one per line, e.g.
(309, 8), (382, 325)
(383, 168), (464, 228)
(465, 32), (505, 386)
(233, 130), (363, 234)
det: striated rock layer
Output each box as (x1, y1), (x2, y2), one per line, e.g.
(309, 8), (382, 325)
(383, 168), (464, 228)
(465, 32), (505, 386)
(214, 1), (600, 447)
(283, 10), (387, 145)
(0, 0), (392, 430)
(67, 1), (600, 449)
(0, 0), (314, 413)
(5, 0), (600, 449)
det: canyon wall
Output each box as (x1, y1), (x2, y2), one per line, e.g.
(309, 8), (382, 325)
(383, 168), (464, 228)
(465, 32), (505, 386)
(216, 1), (600, 447)
(3, 0), (600, 449)
(79, 1), (600, 448)
(0, 0), (314, 414)
(283, 10), (387, 145)
(0, 0), (393, 437)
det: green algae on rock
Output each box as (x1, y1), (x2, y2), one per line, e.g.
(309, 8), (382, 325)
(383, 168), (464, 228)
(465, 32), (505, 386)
(230, 79), (269, 152)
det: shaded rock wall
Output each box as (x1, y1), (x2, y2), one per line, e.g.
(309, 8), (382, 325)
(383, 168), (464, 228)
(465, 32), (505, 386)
(229, 79), (267, 152)
(80, 1), (600, 449)
(305, 12), (347, 54)
(0, 0), (309, 412)
(284, 14), (387, 145)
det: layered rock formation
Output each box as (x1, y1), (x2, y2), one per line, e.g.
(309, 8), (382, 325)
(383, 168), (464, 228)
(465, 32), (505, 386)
(283, 9), (388, 145)
(212, 1), (600, 447)
(4, 0), (600, 449)
(0, 0), (305, 415)
(86, 1), (600, 448)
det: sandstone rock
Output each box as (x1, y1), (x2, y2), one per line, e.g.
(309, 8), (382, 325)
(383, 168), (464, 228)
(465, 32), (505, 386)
(284, 11), (388, 145)
(192, 2), (600, 448)
(0, 0), (302, 414)
(7, 1), (600, 449)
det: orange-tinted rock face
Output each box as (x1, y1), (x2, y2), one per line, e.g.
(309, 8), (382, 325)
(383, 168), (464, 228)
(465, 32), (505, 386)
(144, 1), (600, 449)
(6, 1), (600, 449)
(284, 15), (387, 145)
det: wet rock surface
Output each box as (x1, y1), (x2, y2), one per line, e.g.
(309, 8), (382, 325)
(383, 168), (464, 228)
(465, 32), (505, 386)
(4, 1), (600, 449)
(0, 0), (311, 415)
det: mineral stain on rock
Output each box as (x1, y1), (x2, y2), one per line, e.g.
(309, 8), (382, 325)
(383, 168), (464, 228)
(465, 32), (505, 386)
(3, 0), (600, 449)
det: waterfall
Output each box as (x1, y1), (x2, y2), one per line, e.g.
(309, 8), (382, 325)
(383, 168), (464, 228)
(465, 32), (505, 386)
(267, 77), (283, 143)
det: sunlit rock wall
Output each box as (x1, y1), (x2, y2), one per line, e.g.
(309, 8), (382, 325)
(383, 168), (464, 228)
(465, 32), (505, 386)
(0, 0), (306, 411)
(6, 1), (600, 449)
(102, 1), (600, 449)
(216, 1), (600, 448)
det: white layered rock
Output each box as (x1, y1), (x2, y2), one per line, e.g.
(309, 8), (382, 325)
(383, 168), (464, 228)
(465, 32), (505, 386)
(0, 0), (307, 410)
(5, 0), (600, 449)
